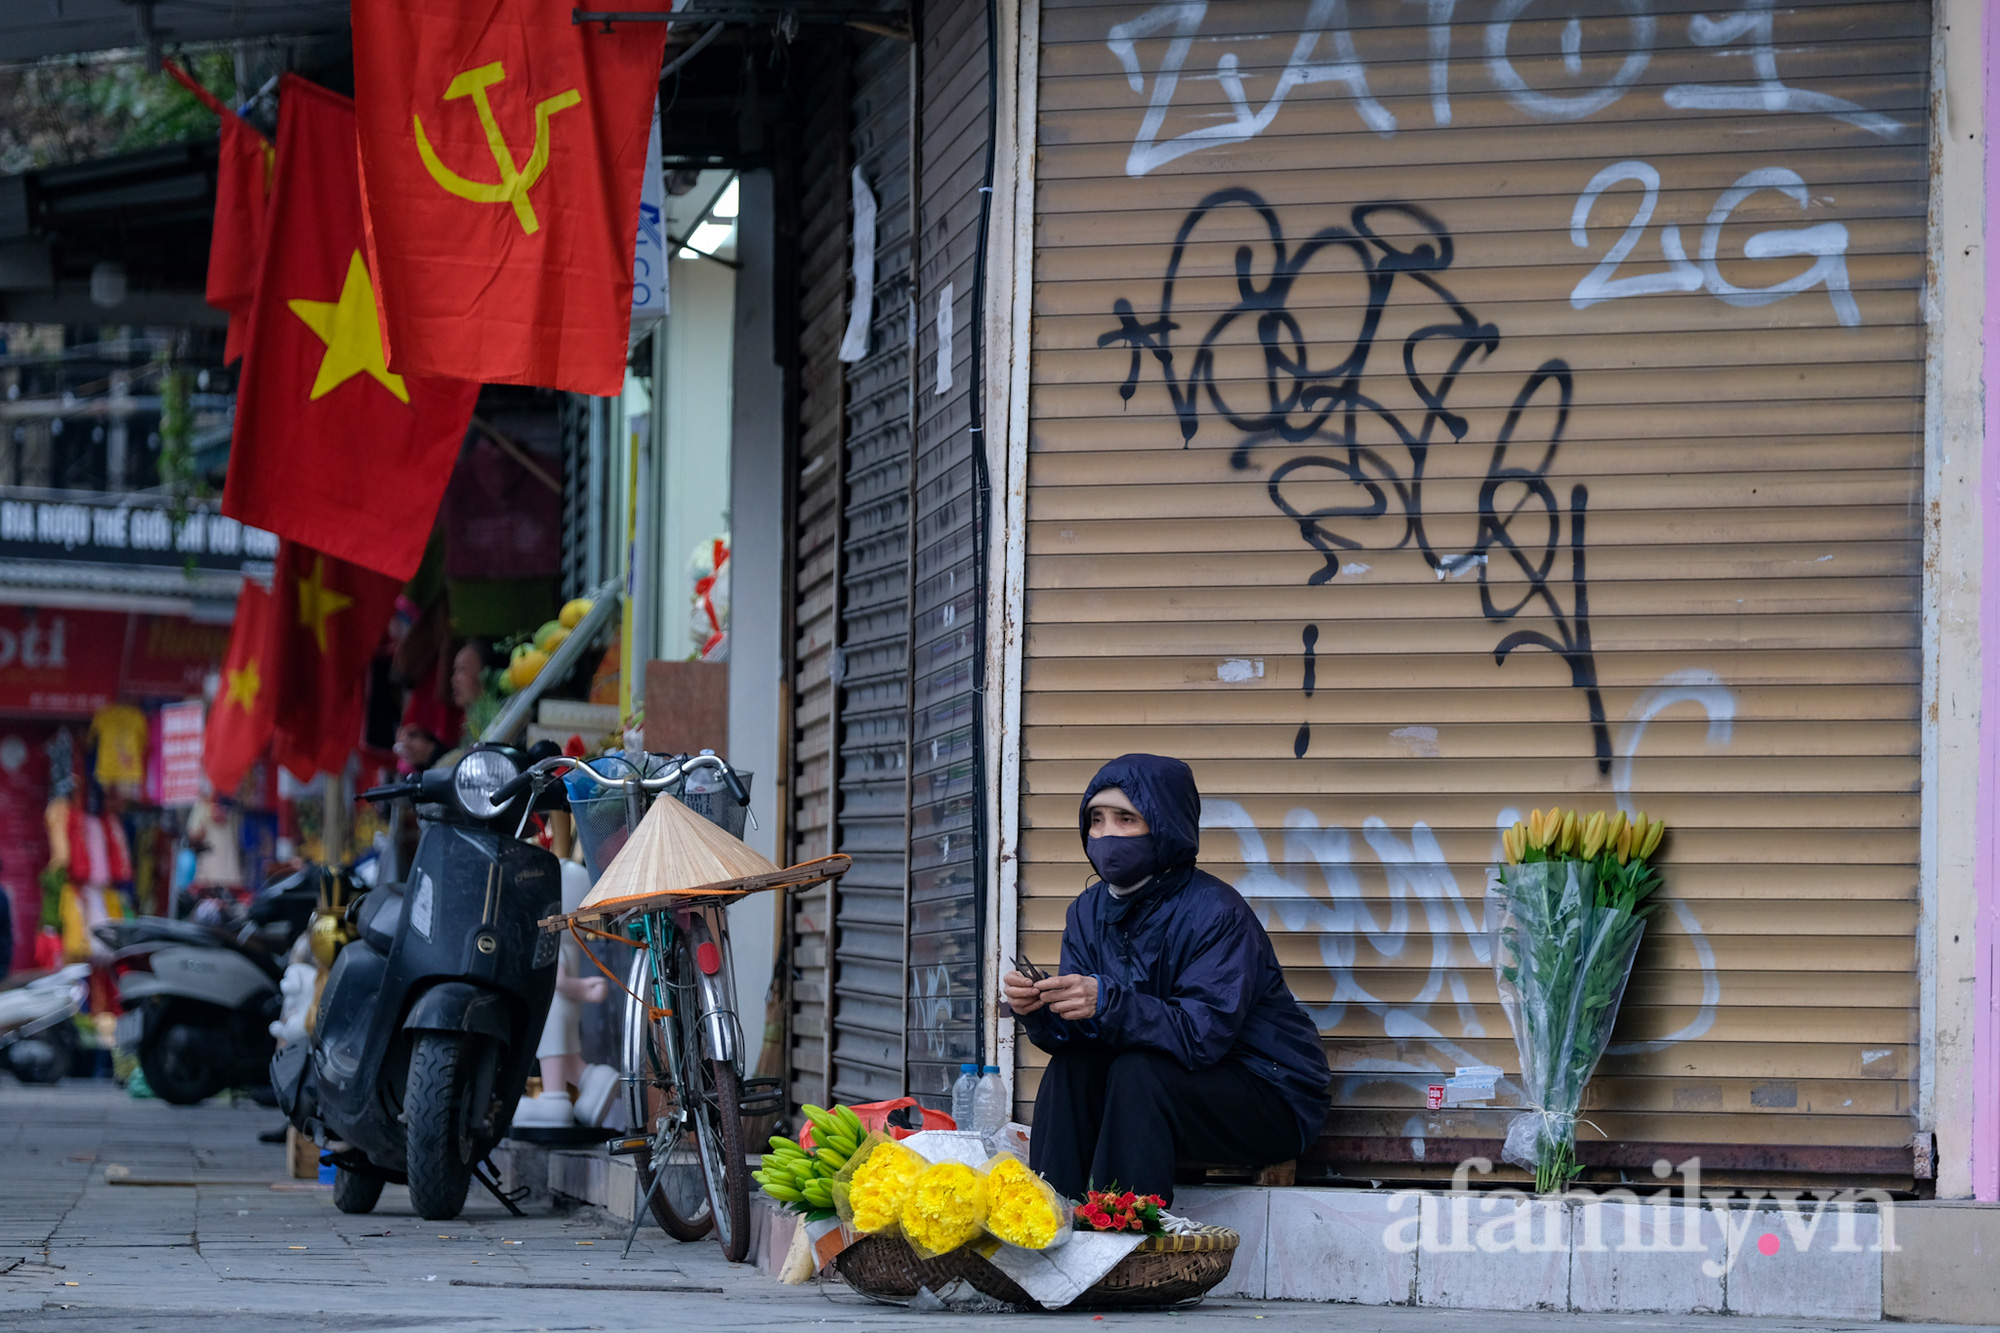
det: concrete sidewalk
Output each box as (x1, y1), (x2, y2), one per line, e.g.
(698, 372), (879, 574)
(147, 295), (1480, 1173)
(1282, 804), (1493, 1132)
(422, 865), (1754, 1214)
(0, 1081), (1982, 1332)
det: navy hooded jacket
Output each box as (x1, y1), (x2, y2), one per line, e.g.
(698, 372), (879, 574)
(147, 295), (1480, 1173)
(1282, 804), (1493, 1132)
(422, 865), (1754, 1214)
(1017, 754), (1332, 1151)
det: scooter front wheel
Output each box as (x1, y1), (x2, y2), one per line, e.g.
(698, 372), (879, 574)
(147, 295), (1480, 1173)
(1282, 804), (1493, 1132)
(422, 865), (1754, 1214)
(404, 1032), (476, 1221)
(332, 1166), (384, 1215)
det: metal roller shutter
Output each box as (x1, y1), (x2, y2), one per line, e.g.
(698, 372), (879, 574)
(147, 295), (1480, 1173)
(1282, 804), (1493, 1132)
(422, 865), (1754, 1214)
(906, 0), (992, 1106)
(784, 46), (849, 1109)
(1020, 0), (1927, 1182)
(828, 32), (918, 1106)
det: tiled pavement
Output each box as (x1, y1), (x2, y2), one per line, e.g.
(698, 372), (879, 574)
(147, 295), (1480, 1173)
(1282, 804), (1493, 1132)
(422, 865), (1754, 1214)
(0, 1081), (1980, 1332)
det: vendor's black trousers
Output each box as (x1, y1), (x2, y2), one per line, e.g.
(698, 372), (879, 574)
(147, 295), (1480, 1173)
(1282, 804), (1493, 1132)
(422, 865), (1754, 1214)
(1028, 1048), (1303, 1205)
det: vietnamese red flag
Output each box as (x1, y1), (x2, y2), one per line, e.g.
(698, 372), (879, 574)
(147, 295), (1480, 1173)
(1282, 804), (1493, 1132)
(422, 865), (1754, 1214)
(268, 541), (402, 779)
(202, 579), (276, 796)
(352, 0), (667, 395)
(222, 74), (480, 584)
(163, 59), (274, 366)
(208, 112), (273, 365)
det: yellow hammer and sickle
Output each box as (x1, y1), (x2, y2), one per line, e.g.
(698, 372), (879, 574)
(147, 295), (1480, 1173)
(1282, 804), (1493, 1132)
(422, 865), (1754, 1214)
(413, 62), (580, 235)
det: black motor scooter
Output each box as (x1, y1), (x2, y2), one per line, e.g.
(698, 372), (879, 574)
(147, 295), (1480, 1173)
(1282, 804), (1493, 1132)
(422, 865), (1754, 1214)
(274, 742), (566, 1221)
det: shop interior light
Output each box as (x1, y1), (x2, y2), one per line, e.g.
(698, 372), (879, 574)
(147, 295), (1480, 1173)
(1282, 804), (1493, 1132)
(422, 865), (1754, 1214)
(676, 173), (738, 259)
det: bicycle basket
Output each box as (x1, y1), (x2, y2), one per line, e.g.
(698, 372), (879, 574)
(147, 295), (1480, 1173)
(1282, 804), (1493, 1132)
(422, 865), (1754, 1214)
(567, 756), (756, 881)
(678, 767), (753, 840)
(566, 753), (665, 881)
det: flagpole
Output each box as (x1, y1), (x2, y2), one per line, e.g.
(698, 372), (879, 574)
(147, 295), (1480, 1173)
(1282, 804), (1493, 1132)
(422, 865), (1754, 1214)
(160, 58), (273, 145)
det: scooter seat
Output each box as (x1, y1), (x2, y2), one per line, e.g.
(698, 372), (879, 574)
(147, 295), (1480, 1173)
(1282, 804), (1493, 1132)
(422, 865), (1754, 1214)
(97, 917), (232, 953)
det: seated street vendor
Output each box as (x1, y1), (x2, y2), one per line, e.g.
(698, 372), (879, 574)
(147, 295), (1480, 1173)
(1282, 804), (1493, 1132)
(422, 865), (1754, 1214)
(1002, 753), (1331, 1204)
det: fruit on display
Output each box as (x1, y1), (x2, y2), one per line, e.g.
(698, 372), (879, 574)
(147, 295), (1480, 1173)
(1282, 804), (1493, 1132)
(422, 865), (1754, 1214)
(531, 619), (571, 654)
(504, 645), (549, 693)
(558, 597), (594, 629)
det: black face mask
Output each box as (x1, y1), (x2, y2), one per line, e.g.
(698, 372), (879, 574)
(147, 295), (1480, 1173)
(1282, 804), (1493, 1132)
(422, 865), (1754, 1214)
(1086, 833), (1160, 889)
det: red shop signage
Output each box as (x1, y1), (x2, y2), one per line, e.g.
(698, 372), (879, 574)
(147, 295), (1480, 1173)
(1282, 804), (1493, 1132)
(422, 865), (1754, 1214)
(125, 615), (232, 699)
(0, 607), (124, 716)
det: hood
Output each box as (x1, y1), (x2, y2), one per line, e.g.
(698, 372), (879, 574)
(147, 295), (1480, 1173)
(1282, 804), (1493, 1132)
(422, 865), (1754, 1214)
(1077, 753), (1201, 872)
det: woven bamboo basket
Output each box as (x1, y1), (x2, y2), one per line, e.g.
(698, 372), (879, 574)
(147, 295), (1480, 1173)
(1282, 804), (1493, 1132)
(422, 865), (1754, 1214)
(1070, 1225), (1240, 1310)
(833, 1232), (1032, 1306)
(833, 1225), (1239, 1309)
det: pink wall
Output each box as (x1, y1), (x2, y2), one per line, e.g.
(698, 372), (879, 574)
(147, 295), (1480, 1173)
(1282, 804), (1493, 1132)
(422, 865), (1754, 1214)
(1979, 0), (2000, 1202)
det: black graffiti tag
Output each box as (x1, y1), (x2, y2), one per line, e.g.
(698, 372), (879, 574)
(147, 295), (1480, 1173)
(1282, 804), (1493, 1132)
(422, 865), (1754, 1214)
(1100, 188), (1610, 772)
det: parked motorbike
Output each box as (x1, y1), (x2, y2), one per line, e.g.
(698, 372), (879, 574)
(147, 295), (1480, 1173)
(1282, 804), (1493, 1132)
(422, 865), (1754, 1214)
(0, 964), (89, 1084)
(102, 865), (326, 1104)
(274, 742), (566, 1221)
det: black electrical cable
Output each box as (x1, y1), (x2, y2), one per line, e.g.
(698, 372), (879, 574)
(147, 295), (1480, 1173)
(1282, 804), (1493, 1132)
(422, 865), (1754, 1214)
(967, 0), (999, 1070)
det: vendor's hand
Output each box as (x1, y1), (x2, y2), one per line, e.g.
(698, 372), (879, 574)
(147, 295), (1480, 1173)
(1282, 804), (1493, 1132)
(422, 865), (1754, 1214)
(1001, 969), (1044, 1016)
(1036, 973), (1100, 1020)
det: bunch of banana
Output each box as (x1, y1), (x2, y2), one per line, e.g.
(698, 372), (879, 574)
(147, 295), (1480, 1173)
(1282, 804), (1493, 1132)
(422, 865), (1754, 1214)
(752, 1102), (866, 1214)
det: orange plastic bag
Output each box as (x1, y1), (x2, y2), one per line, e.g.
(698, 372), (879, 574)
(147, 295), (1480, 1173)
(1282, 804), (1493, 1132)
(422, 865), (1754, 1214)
(800, 1096), (955, 1151)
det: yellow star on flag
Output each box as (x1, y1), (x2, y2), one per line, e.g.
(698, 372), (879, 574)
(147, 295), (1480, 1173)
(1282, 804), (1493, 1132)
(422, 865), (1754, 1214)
(287, 250), (411, 404)
(224, 660), (261, 710)
(296, 555), (355, 654)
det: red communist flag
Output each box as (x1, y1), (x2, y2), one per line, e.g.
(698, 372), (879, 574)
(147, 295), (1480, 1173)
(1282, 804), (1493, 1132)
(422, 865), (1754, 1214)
(268, 541), (402, 779)
(221, 75), (480, 584)
(202, 579), (276, 796)
(352, 0), (667, 395)
(210, 113), (274, 366)
(166, 61), (272, 365)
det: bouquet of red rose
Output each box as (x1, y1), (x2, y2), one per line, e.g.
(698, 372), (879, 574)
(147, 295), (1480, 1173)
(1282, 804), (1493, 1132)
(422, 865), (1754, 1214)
(1075, 1187), (1166, 1235)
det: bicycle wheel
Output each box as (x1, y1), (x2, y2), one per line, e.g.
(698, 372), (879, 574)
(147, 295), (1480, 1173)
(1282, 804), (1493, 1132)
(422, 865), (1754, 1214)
(620, 937), (712, 1240)
(673, 926), (751, 1263)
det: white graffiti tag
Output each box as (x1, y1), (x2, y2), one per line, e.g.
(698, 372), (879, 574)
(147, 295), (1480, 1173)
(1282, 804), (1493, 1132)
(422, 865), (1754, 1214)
(1570, 161), (1862, 326)
(1108, 0), (1908, 177)
(1199, 670), (1734, 1077)
(1602, 669), (1733, 1054)
(1661, 0), (1905, 139)
(1109, 0), (1395, 177)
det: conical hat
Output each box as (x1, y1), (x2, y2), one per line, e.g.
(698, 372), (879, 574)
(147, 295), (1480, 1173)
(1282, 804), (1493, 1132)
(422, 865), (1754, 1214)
(575, 793), (780, 914)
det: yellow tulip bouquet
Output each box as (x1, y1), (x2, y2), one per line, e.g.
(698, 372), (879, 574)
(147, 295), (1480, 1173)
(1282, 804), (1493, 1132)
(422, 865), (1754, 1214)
(1493, 807), (1669, 1193)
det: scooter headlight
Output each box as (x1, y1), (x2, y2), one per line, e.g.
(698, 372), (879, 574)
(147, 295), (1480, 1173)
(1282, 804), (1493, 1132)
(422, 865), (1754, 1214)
(453, 749), (521, 820)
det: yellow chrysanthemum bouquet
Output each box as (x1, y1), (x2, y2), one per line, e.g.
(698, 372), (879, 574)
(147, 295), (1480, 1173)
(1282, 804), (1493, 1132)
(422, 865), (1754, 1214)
(983, 1155), (1070, 1250)
(901, 1161), (989, 1258)
(831, 1134), (1072, 1258)
(837, 1135), (927, 1233)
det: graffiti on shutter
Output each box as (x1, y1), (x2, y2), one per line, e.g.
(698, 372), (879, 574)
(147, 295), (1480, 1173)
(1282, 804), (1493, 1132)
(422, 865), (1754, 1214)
(1022, 0), (1926, 1179)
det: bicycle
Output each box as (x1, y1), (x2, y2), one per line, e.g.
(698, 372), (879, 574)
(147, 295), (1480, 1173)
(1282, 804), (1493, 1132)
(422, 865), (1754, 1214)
(506, 750), (846, 1262)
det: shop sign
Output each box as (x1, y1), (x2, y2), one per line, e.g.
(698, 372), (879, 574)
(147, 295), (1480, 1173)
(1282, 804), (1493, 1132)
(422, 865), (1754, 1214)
(125, 615), (232, 698)
(155, 700), (205, 808)
(0, 487), (277, 574)
(0, 606), (122, 715)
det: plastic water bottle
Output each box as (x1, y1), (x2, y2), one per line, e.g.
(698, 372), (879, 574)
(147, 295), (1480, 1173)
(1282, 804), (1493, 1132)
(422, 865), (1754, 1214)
(973, 1065), (1009, 1138)
(950, 1063), (979, 1131)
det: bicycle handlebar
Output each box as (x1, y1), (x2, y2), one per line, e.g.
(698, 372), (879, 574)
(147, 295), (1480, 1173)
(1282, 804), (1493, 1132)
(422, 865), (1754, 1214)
(489, 751), (747, 808)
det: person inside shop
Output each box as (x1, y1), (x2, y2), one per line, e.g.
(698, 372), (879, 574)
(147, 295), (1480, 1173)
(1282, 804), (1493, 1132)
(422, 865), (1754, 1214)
(1001, 753), (1330, 1204)
(392, 724), (443, 776)
(449, 638), (502, 743)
